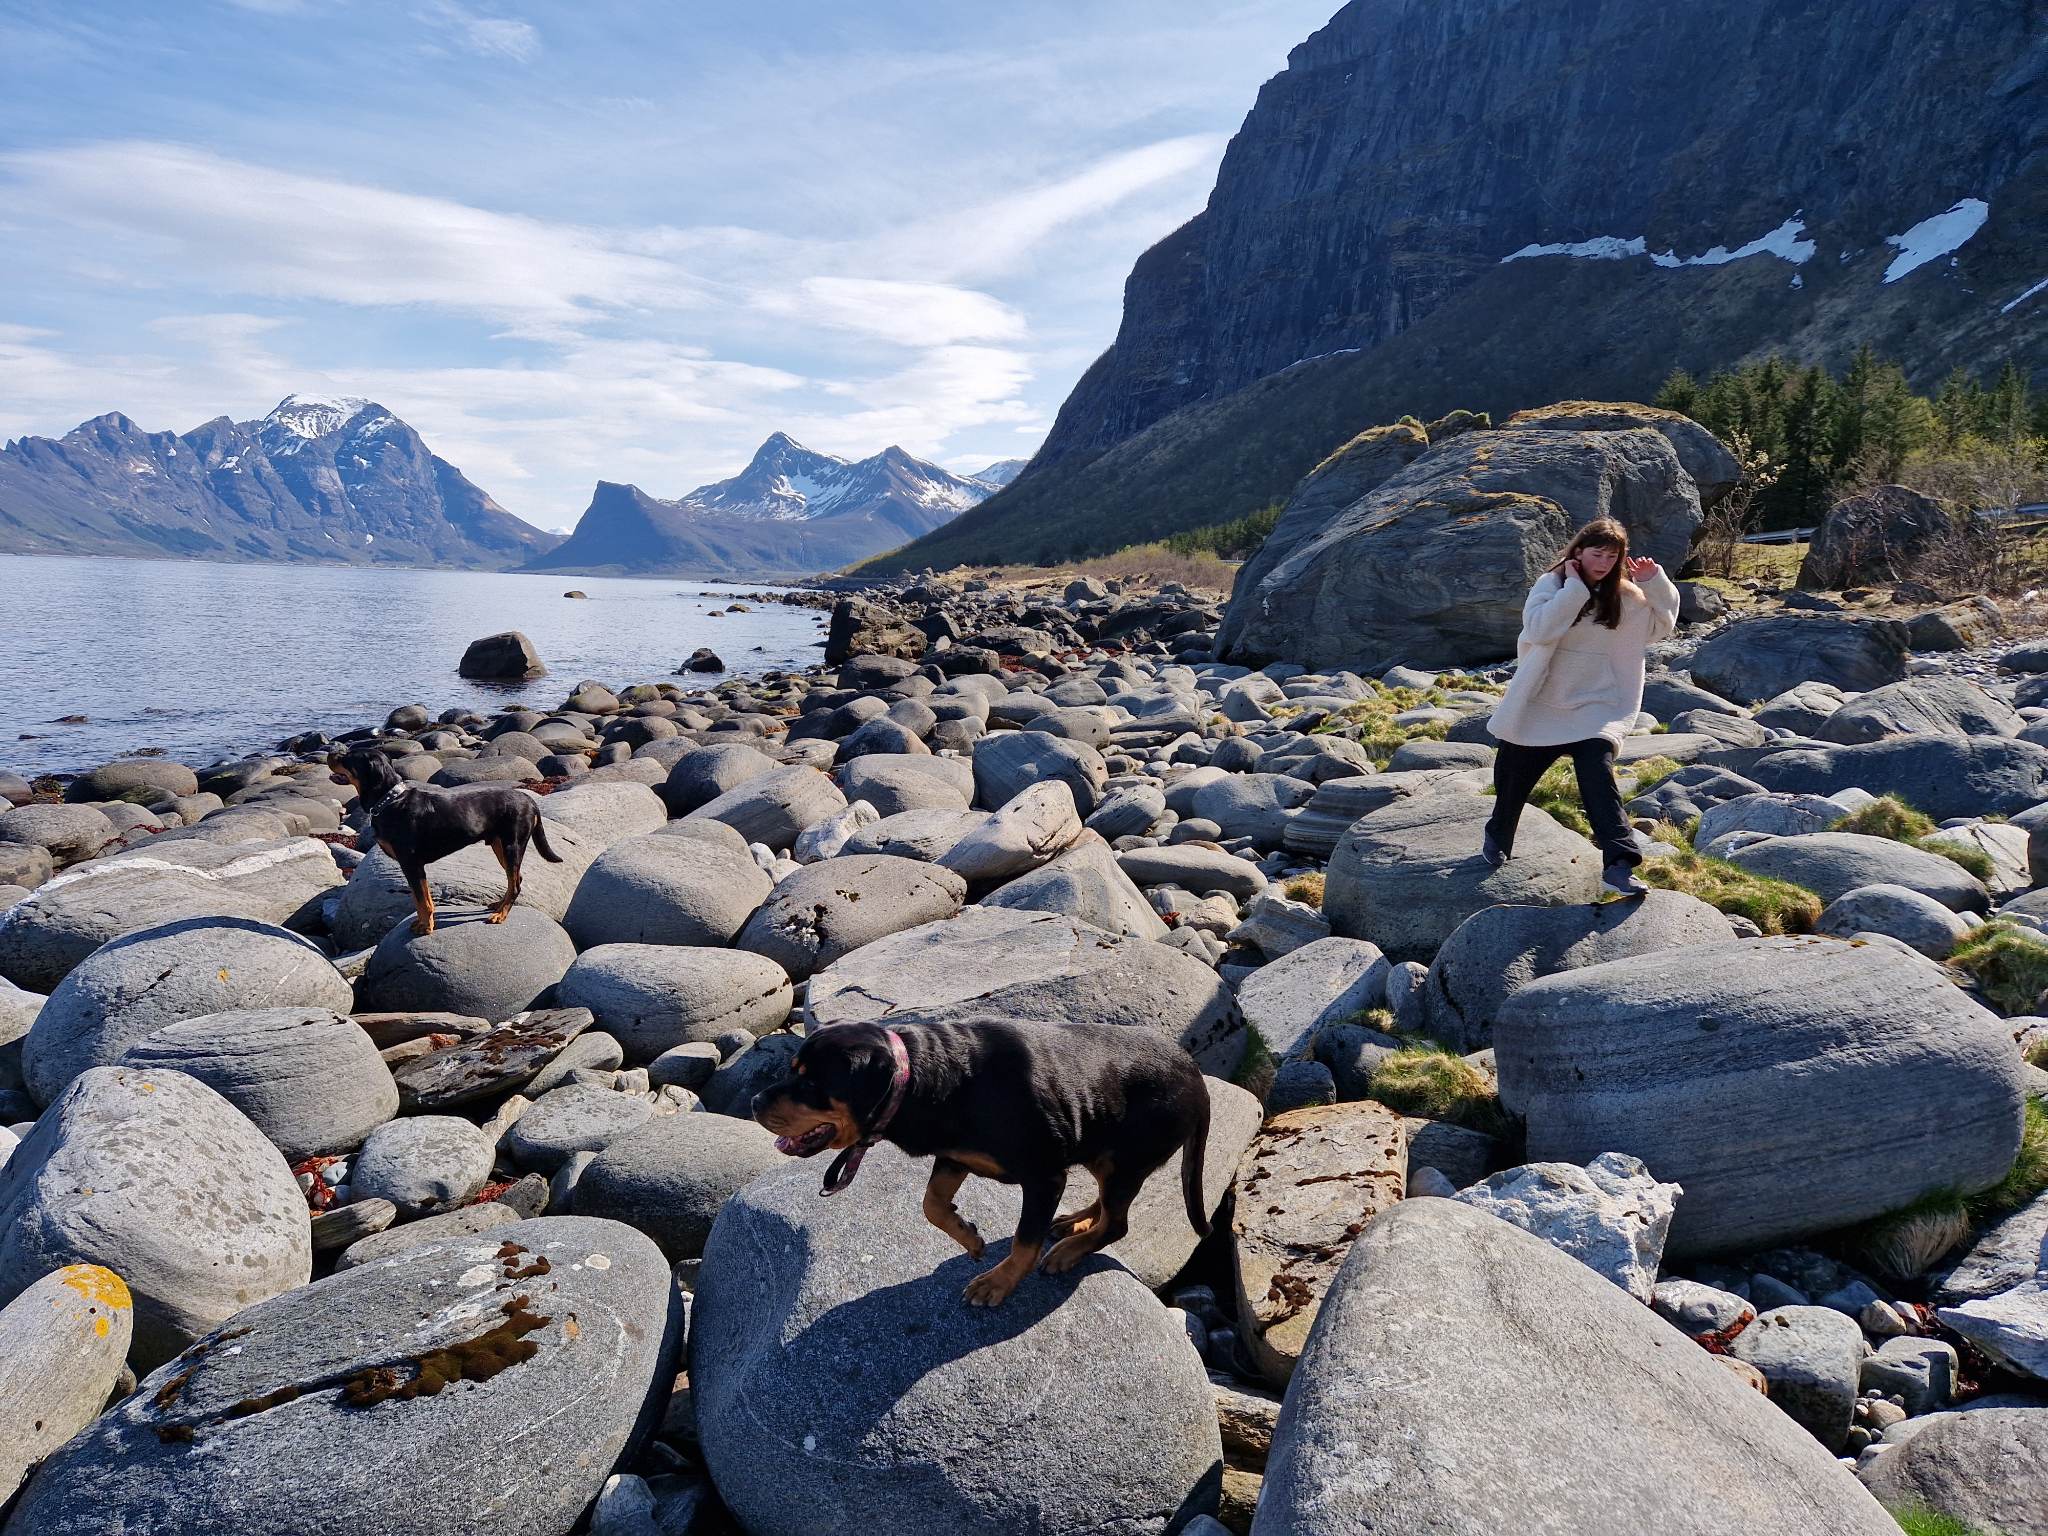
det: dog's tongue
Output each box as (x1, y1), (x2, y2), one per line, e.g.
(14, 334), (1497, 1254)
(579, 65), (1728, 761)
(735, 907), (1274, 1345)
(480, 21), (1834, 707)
(775, 1125), (835, 1157)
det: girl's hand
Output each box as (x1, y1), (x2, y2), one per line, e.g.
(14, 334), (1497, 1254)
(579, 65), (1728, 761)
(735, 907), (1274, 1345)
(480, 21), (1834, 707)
(1626, 556), (1658, 581)
(1562, 558), (1583, 582)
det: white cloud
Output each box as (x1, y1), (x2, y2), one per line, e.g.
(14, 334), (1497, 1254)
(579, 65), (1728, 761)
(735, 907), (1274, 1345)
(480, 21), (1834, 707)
(419, 1), (540, 62)
(759, 278), (1028, 347)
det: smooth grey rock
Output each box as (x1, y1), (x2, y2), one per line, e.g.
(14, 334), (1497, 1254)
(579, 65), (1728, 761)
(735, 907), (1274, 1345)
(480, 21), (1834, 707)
(573, 1111), (784, 1262)
(356, 908), (577, 1022)
(349, 1114), (495, 1217)
(390, 1008), (593, 1111)
(1816, 674), (2020, 745)
(0, 804), (113, 865)
(1730, 1305), (1864, 1451)
(0, 842), (53, 892)
(3, 1216), (682, 1536)
(0, 1263), (134, 1503)
(1455, 1151), (1680, 1302)
(1747, 734), (2048, 821)
(309, 1197), (398, 1253)
(737, 855), (966, 981)
(937, 782), (1083, 884)
(834, 755), (974, 817)
(0, 842), (342, 992)
(1234, 937), (1388, 1061)
(1186, 773), (1313, 850)
(563, 833), (772, 949)
(1689, 615), (1909, 705)
(1116, 843), (1269, 900)
(1816, 883), (1976, 957)
(0, 1067), (310, 1370)
(1281, 769), (1490, 860)
(118, 1007), (397, 1160)
(792, 799), (879, 864)
(1936, 1185), (2048, 1304)
(1496, 936), (2027, 1256)
(691, 1144), (1222, 1536)
(660, 742), (776, 814)
(1085, 782), (1167, 839)
(978, 829), (1170, 939)
(523, 1031), (625, 1096)
(971, 730), (1108, 815)
(1694, 790), (1846, 853)
(839, 807), (986, 863)
(330, 821), (594, 949)
(1859, 1335), (1958, 1415)
(1724, 831), (1988, 912)
(535, 780), (668, 851)
(1422, 891), (1733, 1053)
(1251, 1198), (1896, 1536)
(1857, 1405), (2048, 1536)
(684, 766), (845, 852)
(806, 907), (1245, 1075)
(1325, 793), (1600, 964)
(24, 917), (353, 1107)
(558, 946), (793, 1061)
(1652, 1279), (1755, 1338)
(1939, 1283), (2048, 1383)
(1223, 890), (1328, 960)
(504, 1084), (656, 1173)
(332, 1198), (521, 1271)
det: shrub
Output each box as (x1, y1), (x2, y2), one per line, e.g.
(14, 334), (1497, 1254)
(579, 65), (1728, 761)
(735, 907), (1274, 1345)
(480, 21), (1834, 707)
(1366, 1042), (1512, 1137)
(1948, 921), (2048, 1015)
(1163, 502), (1283, 560)
(1967, 1097), (2048, 1222)
(1640, 836), (1823, 934)
(1834, 796), (1996, 880)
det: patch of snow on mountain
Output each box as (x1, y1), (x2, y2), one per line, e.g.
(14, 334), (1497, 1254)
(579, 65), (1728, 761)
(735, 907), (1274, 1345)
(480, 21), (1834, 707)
(2001, 276), (2048, 315)
(267, 393), (374, 438)
(1883, 199), (1989, 283)
(1503, 235), (1647, 263)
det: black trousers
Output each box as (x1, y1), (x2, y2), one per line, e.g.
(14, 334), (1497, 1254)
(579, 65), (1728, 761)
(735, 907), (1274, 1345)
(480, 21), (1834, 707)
(1487, 737), (1641, 867)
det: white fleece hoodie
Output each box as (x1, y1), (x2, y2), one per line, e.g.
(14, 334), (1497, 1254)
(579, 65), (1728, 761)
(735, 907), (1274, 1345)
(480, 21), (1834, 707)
(1487, 566), (1680, 748)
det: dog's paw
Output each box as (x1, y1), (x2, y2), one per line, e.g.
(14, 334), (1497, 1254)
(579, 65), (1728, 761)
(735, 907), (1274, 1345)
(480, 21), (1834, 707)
(486, 908), (511, 924)
(962, 1267), (1020, 1308)
(1041, 1236), (1093, 1274)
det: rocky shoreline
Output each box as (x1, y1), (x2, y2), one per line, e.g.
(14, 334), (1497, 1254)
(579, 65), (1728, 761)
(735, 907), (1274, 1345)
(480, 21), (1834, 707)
(2, 412), (2048, 1532)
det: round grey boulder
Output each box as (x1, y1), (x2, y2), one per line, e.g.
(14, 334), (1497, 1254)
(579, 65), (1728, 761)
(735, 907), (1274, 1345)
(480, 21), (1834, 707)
(0, 841), (53, 891)
(457, 629), (545, 680)
(531, 780), (666, 852)
(356, 907), (577, 1022)
(1251, 1198), (1899, 1536)
(691, 1143), (1222, 1536)
(65, 760), (199, 804)
(1746, 735), (2048, 821)
(836, 755), (974, 815)
(573, 1111), (784, 1261)
(1857, 1405), (2048, 1536)
(1723, 831), (1989, 912)
(841, 808), (986, 863)
(119, 1007), (397, 1160)
(1325, 793), (1601, 964)
(1815, 883), (1976, 958)
(1688, 615), (1908, 705)
(1815, 675), (2020, 745)
(972, 729), (1107, 815)
(737, 853), (966, 981)
(557, 945), (793, 1061)
(661, 743), (777, 815)
(0, 1263), (135, 1505)
(0, 1216), (683, 1536)
(24, 917), (353, 1106)
(1495, 936), (2028, 1256)
(0, 804), (114, 866)
(0, 1067), (311, 1370)
(807, 906), (1244, 1075)
(1422, 891), (1738, 1052)
(684, 766), (845, 852)
(502, 1084), (655, 1173)
(349, 1114), (496, 1217)
(563, 833), (772, 949)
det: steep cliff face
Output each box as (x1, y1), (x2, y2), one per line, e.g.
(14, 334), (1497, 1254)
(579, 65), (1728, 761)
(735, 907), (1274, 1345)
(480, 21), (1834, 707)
(1043, 0), (2048, 467)
(871, 0), (2046, 572)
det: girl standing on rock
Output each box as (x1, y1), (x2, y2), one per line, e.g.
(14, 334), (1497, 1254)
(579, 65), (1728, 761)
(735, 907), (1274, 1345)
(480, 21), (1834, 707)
(1483, 516), (1680, 897)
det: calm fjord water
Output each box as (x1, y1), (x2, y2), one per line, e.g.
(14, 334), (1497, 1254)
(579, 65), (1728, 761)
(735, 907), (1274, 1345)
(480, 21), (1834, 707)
(0, 554), (831, 776)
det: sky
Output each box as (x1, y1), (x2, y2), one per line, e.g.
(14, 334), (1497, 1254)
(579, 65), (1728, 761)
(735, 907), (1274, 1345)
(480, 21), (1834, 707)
(0, 0), (1341, 530)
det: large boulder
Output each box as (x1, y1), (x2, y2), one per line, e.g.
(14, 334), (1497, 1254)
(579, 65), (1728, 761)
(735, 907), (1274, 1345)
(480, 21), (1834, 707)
(660, 743), (777, 815)
(457, 630), (545, 680)
(562, 833), (772, 948)
(971, 730), (1107, 815)
(1251, 1198), (1899, 1535)
(355, 908), (577, 1021)
(1422, 891), (1734, 1053)
(841, 808), (986, 863)
(0, 804), (113, 865)
(0, 1067), (310, 1370)
(572, 1112), (785, 1262)
(0, 842), (341, 992)
(1495, 936), (2028, 1256)
(690, 1144), (1223, 1536)
(24, 917), (353, 1107)
(1745, 735), (2048, 820)
(1814, 675), (2020, 745)
(1117, 843), (1269, 900)
(936, 782), (1082, 884)
(349, 1114), (496, 1216)
(1502, 401), (1742, 504)
(1722, 831), (1989, 912)
(1454, 1151), (1680, 1302)
(806, 906), (1245, 1076)
(978, 830), (1170, 939)
(684, 766), (845, 851)
(118, 1007), (397, 1160)
(1857, 1405), (2048, 1535)
(2, 1216), (682, 1536)
(329, 820), (595, 950)
(1220, 426), (1702, 673)
(1234, 937), (1388, 1060)
(1324, 794), (1601, 964)
(737, 855), (966, 981)
(1687, 615), (1909, 705)
(0, 841), (53, 892)
(532, 780), (666, 851)
(835, 755), (974, 816)
(0, 1264), (134, 1504)
(1798, 484), (1954, 590)
(556, 945), (792, 1061)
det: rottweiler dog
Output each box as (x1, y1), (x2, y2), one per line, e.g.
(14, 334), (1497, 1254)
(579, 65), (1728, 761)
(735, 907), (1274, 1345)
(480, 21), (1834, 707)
(752, 1018), (1211, 1307)
(330, 746), (561, 936)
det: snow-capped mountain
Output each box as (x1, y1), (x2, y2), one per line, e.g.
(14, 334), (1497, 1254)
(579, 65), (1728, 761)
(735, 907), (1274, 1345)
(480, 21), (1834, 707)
(525, 433), (994, 579)
(0, 394), (558, 568)
(967, 458), (1028, 492)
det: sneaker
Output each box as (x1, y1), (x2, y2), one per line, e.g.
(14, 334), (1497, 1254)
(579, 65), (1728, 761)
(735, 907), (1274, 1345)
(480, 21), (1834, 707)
(1602, 862), (1649, 898)
(1481, 828), (1507, 869)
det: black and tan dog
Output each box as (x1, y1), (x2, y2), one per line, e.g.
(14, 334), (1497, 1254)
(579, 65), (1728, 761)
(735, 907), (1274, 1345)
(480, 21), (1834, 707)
(752, 1018), (1211, 1307)
(330, 746), (561, 936)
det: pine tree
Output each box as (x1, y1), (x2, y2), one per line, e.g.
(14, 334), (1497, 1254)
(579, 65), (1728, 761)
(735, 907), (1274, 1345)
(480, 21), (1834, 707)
(1775, 366), (1837, 524)
(1986, 361), (2033, 447)
(1933, 368), (1982, 448)
(1655, 368), (1701, 417)
(1830, 343), (1881, 477)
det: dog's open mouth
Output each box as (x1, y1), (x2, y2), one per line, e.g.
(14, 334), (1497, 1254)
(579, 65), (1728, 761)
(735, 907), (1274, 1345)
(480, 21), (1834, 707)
(773, 1123), (838, 1157)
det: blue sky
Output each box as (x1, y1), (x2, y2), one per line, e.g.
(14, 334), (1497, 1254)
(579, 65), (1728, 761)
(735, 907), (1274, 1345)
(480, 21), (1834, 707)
(0, 0), (1340, 529)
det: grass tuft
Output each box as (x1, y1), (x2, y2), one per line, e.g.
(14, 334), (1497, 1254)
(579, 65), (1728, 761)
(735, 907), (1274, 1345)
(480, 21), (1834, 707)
(1233, 1023), (1277, 1102)
(1846, 1189), (1973, 1281)
(1948, 921), (2048, 1015)
(1639, 824), (1822, 934)
(1968, 1097), (2048, 1223)
(1623, 755), (1685, 796)
(1283, 872), (1325, 907)
(1835, 796), (1996, 881)
(1366, 1042), (1512, 1137)
(1890, 1506), (1988, 1536)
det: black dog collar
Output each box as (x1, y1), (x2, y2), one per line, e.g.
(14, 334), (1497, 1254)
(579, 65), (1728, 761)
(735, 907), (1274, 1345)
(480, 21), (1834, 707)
(820, 1028), (910, 1197)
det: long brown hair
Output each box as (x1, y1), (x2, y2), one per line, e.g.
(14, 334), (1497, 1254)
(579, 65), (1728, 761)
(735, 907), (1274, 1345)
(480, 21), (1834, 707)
(1547, 517), (1630, 630)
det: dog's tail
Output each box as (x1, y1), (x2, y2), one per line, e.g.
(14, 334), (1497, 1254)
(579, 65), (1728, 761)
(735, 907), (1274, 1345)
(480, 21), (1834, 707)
(1181, 1090), (1212, 1238)
(530, 813), (565, 864)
